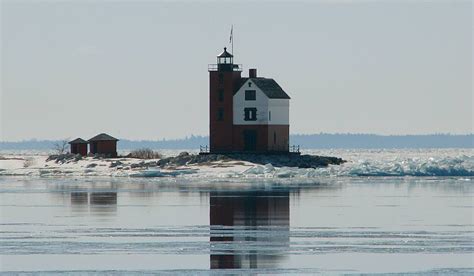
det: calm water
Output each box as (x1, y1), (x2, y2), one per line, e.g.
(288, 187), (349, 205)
(0, 177), (473, 274)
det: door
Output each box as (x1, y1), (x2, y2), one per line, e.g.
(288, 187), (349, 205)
(243, 130), (257, 151)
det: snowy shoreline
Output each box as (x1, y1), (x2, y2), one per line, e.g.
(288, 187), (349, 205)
(0, 154), (255, 178)
(0, 148), (473, 178)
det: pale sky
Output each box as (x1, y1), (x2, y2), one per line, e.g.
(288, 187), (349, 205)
(1, 0), (472, 141)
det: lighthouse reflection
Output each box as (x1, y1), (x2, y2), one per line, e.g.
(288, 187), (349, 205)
(70, 191), (117, 214)
(209, 190), (290, 269)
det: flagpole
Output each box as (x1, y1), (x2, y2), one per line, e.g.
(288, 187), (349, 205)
(231, 25), (234, 55)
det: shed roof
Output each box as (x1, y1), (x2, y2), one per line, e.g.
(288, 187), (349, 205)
(88, 133), (119, 142)
(69, 138), (88, 144)
(236, 78), (291, 99)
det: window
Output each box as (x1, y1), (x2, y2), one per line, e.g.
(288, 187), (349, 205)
(218, 89), (224, 102)
(218, 57), (232, 64)
(248, 82), (252, 87)
(245, 90), (256, 101)
(269, 111), (271, 121)
(217, 108), (224, 121)
(244, 108), (257, 121)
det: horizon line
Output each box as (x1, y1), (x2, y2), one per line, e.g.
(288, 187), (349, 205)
(1, 132), (473, 143)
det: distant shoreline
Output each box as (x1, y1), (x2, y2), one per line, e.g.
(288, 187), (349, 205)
(1, 134), (472, 150)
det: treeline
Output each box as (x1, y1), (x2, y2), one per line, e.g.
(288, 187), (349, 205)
(0, 134), (472, 150)
(0, 135), (208, 150)
(291, 133), (473, 149)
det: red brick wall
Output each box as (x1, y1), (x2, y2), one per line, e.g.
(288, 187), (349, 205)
(232, 125), (289, 152)
(209, 70), (241, 152)
(267, 125), (289, 152)
(90, 141), (117, 157)
(70, 144), (77, 154)
(232, 125), (269, 152)
(77, 144), (88, 156)
(70, 144), (87, 156)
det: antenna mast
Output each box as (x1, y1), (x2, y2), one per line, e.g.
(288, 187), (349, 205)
(230, 25), (234, 55)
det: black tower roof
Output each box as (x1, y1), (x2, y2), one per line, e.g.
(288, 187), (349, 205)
(217, 47), (233, 58)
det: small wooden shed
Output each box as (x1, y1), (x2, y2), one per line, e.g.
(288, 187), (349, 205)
(69, 138), (88, 156)
(88, 133), (119, 157)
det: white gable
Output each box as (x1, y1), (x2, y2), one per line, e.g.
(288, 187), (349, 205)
(233, 79), (289, 125)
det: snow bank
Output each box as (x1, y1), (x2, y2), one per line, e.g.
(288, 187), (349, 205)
(0, 149), (472, 179)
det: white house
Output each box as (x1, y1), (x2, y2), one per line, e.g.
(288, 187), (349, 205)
(233, 78), (290, 126)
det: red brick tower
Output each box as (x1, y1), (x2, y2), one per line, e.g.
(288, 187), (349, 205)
(209, 48), (242, 153)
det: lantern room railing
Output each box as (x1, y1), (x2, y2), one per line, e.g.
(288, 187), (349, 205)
(199, 145), (301, 154)
(267, 145), (301, 154)
(200, 145), (210, 153)
(208, 64), (242, 72)
(290, 145), (300, 154)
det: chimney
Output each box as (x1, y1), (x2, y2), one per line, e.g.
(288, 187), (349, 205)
(249, 68), (257, 78)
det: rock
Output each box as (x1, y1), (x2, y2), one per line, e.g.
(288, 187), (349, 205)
(86, 163), (97, 168)
(46, 153), (78, 164)
(130, 161), (146, 169)
(178, 151), (189, 157)
(93, 154), (102, 159)
(145, 161), (158, 167)
(155, 152), (345, 169)
(110, 161), (123, 168)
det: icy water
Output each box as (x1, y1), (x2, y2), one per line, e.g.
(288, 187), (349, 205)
(0, 177), (473, 274)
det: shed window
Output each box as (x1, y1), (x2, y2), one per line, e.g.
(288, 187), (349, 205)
(274, 132), (277, 144)
(217, 108), (224, 121)
(269, 111), (271, 121)
(244, 108), (257, 121)
(245, 90), (256, 101)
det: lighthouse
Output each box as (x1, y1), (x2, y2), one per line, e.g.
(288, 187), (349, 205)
(208, 48), (290, 153)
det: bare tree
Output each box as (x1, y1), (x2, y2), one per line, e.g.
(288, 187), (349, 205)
(53, 139), (69, 155)
(129, 148), (162, 159)
(23, 157), (35, 168)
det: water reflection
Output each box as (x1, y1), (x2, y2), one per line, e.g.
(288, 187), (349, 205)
(70, 192), (88, 205)
(89, 192), (117, 205)
(70, 191), (117, 214)
(210, 190), (290, 269)
(2, 177), (471, 273)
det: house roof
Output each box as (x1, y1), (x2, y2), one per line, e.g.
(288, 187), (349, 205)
(235, 78), (291, 99)
(234, 77), (249, 93)
(217, 47), (233, 58)
(88, 133), (119, 142)
(69, 138), (88, 144)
